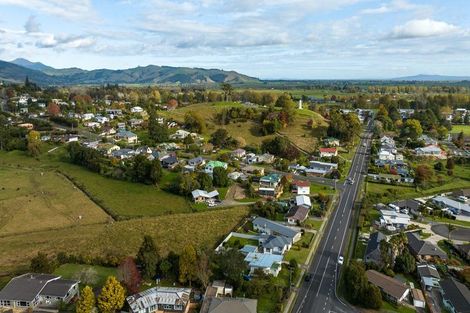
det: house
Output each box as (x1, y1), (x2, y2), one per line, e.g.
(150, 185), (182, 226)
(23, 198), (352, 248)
(242, 165), (265, 176)
(231, 149), (246, 159)
(418, 134), (438, 146)
(244, 252), (283, 277)
(378, 150), (396, 161)
(205, 161), (228, 174)
(399, 109), (415, 119)
(105, 108), (122, 116)
(200, 281), (257, 313)
(128, 118), (143, 128)
(126, 287), (192, 313)
(411, 288), (426, 308)
(98, 143), (120, 156)
(432, 196), (470, 216)
(323, 137), (340, 147)
(258, 173), (283, 198)
(228, 172), (247, 181)
(319, 147), (337, 158)
(95, 116), (109, 124)
(252, 217), (301, 243)
(161, 155), (179, 169)
(307, 161), (338, 176)
(0, 273), (79, 309)
(366, 270), (410, 304)
(440, 278), (470, 313)
(135, 146), (152, 155)
(379, 210), (410, 229)
(188, 156), (205, 167)
(116, 130), (138, 144)
(364, 232), (386, 265)
(415, 145), (444, 157)
(295, 195), (311, 209)
(170, 129), (191, 140)
(390, 199), (422, 216)
(259, 235), (292, 255)
(111, 149), (135, 160)
(191, 189), (219, 203)
(292, 180), (310, 195)
(453, 243), (470, 262)
(259, 153), (275, 164)
(417, 263), (440, 291)
(406, 232), (447, 260)
(99, 126), (116, 137)
(17, 123), (34, 130)
(130, 106), (143, 113)
(81, 113), (95, 120)
(286, 206), (309, 225)
(207, 297), (257, 313)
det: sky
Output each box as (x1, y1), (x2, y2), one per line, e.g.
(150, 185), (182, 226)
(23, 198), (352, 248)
(0, 0), (470, 79)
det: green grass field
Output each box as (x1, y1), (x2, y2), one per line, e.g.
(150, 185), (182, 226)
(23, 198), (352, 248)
(285, 232), (314, 265)
(0, 166), (109, 236)
(0, 206), (249, 272)
(54, 264), (118, 287)
(451, 124), (470, 135)
(0, 150), (191, 219)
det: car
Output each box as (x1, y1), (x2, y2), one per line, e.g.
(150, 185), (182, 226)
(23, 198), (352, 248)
(362, 143), (367, 147)
(346, 178), (354, 184)
(304, 274), (312, 282)
(338, 256), (344, 265)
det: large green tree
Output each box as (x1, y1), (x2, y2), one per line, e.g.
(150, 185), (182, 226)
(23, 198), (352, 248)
(136, 235), (160, 279)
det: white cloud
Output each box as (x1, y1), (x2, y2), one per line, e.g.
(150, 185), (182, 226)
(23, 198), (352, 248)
(0, 0), (94, 20)
(361, 0), (420, 15)
(387, 19), (459, 39)
(24, 15), (41, 33)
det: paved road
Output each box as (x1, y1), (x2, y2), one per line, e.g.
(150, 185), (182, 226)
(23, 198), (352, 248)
(292, 120), (373, 313)
(431, 223), (470, 241)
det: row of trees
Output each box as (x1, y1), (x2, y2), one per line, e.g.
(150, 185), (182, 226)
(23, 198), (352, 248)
(168, 168), (229, 196)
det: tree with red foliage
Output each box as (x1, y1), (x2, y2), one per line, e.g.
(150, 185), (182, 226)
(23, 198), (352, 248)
(167, 99), (178, 110)
(47, 102), (61, 116)
(117, 257), (141, 294)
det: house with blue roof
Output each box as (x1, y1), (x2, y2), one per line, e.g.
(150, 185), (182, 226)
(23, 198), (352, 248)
(244, 252), (283, 277)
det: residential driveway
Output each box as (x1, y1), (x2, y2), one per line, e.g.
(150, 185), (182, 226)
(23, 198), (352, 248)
(431, 223), (470, 241)
(412, 222), (447, 245)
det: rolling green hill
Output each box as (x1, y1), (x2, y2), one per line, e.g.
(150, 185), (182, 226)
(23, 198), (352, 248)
(1, 59), (260, 85)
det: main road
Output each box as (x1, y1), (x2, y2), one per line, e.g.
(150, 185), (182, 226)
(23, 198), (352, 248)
(292, 119), (374, 313)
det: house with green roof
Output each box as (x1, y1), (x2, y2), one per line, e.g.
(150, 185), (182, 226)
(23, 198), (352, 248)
(258, 173), (283, 198)
(205, 160), (228, 174)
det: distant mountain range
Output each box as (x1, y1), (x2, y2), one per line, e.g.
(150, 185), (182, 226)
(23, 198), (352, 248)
(0, 58), (260, 86)
(392, 74), (470, 81)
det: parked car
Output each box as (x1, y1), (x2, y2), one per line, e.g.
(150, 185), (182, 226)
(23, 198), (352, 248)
(338, 256), (344, 265)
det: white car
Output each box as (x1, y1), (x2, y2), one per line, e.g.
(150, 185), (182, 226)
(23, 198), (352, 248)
(338, 256), (344, 265)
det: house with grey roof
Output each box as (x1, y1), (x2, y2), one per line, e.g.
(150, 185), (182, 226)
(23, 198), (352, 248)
(191, 189), (219, 203)
(364, 232), (386, 265)
(417, 263), (441, 291)
(406, 232), (447, 261)
(188, 156), (205, 167)
(127, 287), (192, 313)
(252, 217), (301, 244)
(208, 297), (257, 313)
(258, 235), (292, 255)
(0, 273), (79, 309)
(432, 196), (470, 216)
(440, 278), (470, 313)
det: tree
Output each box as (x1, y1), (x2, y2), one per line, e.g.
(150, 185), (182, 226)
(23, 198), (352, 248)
(30, 252), (55, 273)
(197, 172), (213, 190)
(148, 109), (168, 143)
(454, 131), (465, 148)
(210, 128), (232, 148)
(213, 249), (247, 288)
(447, 223), (457, 240)
(415, 165), (433, 185)
(149, 159), (163, 184)
(73, 267), (98, 286)
(159, 259), (172, 278)
(47, 102), (61, 116)
(401, 119), (423, 140)
(220, 83), (234, 101)
(179, 244), (197, 285)
(394, 249), (415, 274)
(97, 276), (126, 313)
(195, 250), (212, 289)
(27, 130), (41, 157)
(342, 260), (369, 305)
(76, 286), (95, 313)
(184, 111), (206, 133)
(434, 162), (444, 171)
(213, 167), (229, 187)
(446, 158), (455, 170)
(136, 235), (159, 279)
(117, 257), (141, 294)
(364, 284), (382, 309)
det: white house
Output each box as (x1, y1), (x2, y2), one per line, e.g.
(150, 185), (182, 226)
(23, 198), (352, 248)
(319, 148), (337, 158)
(292, 180), (310, 195)
(81, 113), (95, 121)
(130, 106), (144, 113)
(415, 145), (444, 157)
(116, 130), (138, 144)
(127, 287), (191, 313)
(379, 210), (410, 229)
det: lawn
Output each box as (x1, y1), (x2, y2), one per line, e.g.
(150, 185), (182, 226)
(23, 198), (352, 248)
(285, 232), (314, 265)
(304, 218), (323, 231)
(353, 240), (367, 260)
(451, 124), (470, 135)
(310, 183), (337, 195)
(0, 206), (250, 272)
(426, 216), (470, 228)
(54, 263), (118, 287)
(381, 301), (416, 313)
(224, 236), (259, 248)
(0, 166), (109, 236)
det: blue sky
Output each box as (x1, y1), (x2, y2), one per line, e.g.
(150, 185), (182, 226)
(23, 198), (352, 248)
(0, 0), (469, 79)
